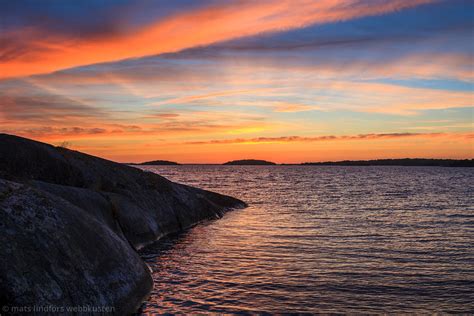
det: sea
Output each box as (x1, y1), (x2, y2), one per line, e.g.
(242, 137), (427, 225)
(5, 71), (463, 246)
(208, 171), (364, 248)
(138, 165), (474, 314)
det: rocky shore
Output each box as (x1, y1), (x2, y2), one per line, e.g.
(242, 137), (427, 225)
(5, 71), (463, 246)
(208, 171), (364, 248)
(0, 134), (246, 314)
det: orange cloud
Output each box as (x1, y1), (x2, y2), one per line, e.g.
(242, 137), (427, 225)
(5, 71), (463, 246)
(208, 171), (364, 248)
(0, 0), (434, 79)
(1, 107), (273, 143)
(149, 89), (270, 106)
(3, 129), (469, 163)
(77, 131), (473, 163)
(184, 132), (471, 145)
(273, 102), (320, 113)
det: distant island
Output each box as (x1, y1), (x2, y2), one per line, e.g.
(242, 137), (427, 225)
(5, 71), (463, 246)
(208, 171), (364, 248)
(133, 160), (180, 165)
(125, 158), (474, 167)
(223, 159), (276, 165)
(301, 158), (474, 167)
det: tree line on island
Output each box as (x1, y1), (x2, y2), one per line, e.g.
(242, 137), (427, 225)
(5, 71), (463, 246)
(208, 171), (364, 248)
(129, 160), (180, 165)
(131, 158), (473, 167)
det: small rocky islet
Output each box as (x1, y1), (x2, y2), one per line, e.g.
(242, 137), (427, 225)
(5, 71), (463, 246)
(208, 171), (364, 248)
(132, 160), (180, 166)
(223, 159), (276, 165)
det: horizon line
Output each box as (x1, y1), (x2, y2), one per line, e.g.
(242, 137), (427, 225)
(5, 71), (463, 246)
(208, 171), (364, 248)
(126, 157), (474, 165)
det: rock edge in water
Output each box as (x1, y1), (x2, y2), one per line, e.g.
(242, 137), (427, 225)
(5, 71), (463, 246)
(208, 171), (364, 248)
(0, 134), (246, 314)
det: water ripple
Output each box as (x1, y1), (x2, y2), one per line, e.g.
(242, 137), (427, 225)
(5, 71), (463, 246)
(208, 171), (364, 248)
(139, 166), (474, 314)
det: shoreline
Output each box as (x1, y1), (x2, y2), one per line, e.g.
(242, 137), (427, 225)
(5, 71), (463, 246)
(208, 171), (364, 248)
(0, 133), (246, 314)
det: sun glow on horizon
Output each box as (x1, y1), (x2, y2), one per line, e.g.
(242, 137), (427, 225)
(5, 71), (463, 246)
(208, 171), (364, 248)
(1, 0), (472, 162)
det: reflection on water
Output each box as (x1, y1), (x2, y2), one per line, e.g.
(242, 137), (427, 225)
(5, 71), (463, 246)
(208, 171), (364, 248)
(139, 166), (474, 313)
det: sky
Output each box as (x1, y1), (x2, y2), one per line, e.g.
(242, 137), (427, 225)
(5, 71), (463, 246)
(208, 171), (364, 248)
(0, 0), (473, 163)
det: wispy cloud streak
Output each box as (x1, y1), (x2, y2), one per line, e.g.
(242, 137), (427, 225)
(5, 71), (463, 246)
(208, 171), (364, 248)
(0, 0), (433, 79)
(185, 132), (472, 145)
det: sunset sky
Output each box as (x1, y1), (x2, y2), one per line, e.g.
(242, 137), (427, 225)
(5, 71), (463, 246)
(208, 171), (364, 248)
(1, 0), (472, 163)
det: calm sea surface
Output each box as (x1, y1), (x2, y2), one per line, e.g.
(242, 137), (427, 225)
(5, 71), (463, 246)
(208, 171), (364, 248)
(139, 166), (474, 314)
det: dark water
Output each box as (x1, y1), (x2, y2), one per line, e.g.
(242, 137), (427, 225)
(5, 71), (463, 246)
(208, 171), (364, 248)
(139, 166), (474, 314)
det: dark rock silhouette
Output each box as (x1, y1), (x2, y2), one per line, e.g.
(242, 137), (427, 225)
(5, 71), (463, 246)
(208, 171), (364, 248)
(0, 134), (245, 314)
(223, 159), (276, 165)
(132, 160), (180, 165)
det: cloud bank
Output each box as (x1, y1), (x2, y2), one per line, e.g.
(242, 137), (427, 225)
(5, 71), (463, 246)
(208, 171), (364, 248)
(0, 0), (434, 79)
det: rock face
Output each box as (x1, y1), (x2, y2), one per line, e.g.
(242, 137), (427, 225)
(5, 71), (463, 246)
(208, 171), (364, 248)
(0, 134), (246, 314)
